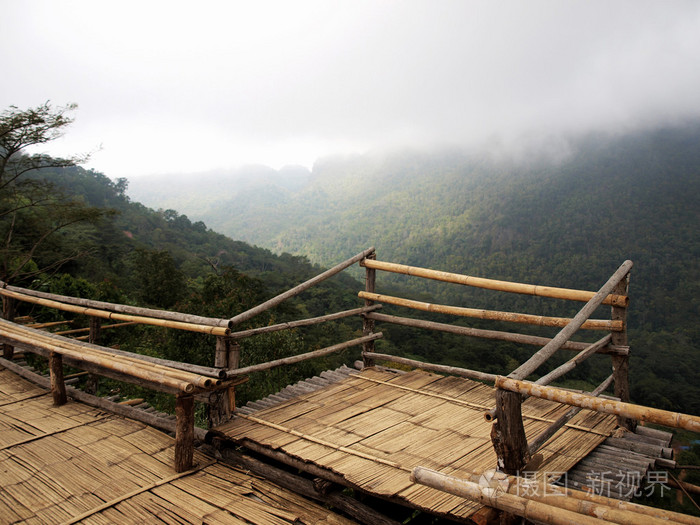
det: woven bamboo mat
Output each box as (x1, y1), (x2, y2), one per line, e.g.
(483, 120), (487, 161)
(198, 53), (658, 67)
(0, 368), (357, 524)
(218, 367), (617, 521)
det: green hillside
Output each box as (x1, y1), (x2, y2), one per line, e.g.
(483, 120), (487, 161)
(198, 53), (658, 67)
(139, 124), (700, 414)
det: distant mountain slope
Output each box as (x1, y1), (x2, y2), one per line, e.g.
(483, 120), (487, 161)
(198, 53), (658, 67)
(128, 123), (700, 413)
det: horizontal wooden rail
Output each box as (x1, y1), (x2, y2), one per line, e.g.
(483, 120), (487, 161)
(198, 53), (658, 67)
(0, 287), (228, 336)
(494, 375), (700, 433)
(364, 312), (628, 355)
(224, 333), (383, 378)
(362, 352), (497, 383)
(359, 292), (621, 331)
(0, 279), (229, 328)
(534, 334), (612, 386)
(361, 259), (629, 307)
(0, 319), (219, 393)
(228, 247), (375, 328)
(54, 321), (138, 336)
(229, 305), (382, 340)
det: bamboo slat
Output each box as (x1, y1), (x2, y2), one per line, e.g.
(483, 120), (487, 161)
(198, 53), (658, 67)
(361, 258), (629, 307)
(359, 291), (620, 330)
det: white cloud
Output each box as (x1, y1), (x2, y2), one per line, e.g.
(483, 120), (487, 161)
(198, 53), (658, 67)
(2, 0), (699, 178)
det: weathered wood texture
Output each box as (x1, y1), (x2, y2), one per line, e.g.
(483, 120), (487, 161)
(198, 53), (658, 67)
(362, 252), (377, 367)
(0, 286), (228, 335)
(175, 394), (195, 472)
(364, 312), (628, 355)
(361, 258), (628, 307)
(49, 351), (67, 406)
(495, 375), (700, 432)
(491, 389), (530, 474)
(223, 332), (382, 378)
(228, 246), (375, 328)
(611, 271), (635, 430)
(358, 291), (620, 331)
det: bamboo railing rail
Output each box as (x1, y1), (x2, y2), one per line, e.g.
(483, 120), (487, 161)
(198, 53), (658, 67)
(507, 260), (633, 381)
(361, 351), (498, 383)
(0, 279), (229, 327)
(0, 287), (229, 336)
(229, 305), (382, 340)
(361, 259), (629, 307)
(223, 333), (383, 378)
(228, 247), (375, 328)
(494, 375), (700, 432)
(363, 312), (628, 355)
(358, 291), (620, 331)
(534, 335), (612, 386)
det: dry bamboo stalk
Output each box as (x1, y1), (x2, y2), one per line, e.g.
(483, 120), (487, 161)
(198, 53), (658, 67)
(495, 376), (700, 432)
(0, 322), (197, 393)
(0, 279), (229, 328)
(54, 321), (137, 336)
(228, 246), (375, 328)
(365, 312), (628, 355)
(0, 287), (229, 336)
(535, 335), (612, 386)
(224, 332), (383, 378)
(26, 320), (74, 329)
(0, 318), (221, 384)
(359, 291), (620, 331)
(362, 351), (497, 382)
(411, 466), (615, 525)
(509, 260), (633, 381)
(362, 259), (628, 307)
(228, 305), (382, 340)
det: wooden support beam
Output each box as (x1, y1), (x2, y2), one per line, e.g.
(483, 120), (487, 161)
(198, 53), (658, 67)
(49, 351), (67, 406)
(611, 271), (635, 431)
(362, 252), (377, 367)
(228, 247), (375, 328)
(2, 295), (15, 360)
(174, 394), (195, 472)
(491, 389), (530, 474)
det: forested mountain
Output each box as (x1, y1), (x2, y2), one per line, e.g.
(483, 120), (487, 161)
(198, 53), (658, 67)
(129, 123), (700, 414)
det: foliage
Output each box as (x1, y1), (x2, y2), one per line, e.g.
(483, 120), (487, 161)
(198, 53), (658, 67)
(0, 103), (110, 284)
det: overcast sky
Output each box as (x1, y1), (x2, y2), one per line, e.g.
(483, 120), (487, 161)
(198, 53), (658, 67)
(2, 1), (700, 178)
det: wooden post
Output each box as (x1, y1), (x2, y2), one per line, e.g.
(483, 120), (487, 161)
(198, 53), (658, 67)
(208, 337), (240, 427)
(491, 389), (530, 475)
(362, 252), (376, 368)
(2, 296), (15, 359)
(611, 271), (635, 431)
(85, 317), (101, 394)
(174, 393), (195, 472)
(49, 351), (67, 406)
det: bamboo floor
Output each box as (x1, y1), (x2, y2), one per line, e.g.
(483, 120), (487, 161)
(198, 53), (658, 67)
(0, 366), (357, 525)
(216, 367), (618, 521)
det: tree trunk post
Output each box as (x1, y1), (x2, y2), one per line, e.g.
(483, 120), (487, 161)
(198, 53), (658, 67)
(174, 393), (195, 472)
(362, 252), (377, 367)
(491, 389), (530, 475)
(84, 316), (102, 394)
(49, 351), (67, 406)
(208, 336), (239, 427)
(611, 271), (635, 431)
(2, 296), (16, 359)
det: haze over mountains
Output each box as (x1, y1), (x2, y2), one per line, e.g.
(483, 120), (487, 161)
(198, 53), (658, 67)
(128, 122), (700, 413)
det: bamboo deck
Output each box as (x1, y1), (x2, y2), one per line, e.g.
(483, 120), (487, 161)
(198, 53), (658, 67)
(0, 366), (357, 525)
(216, 367), (618, 521)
